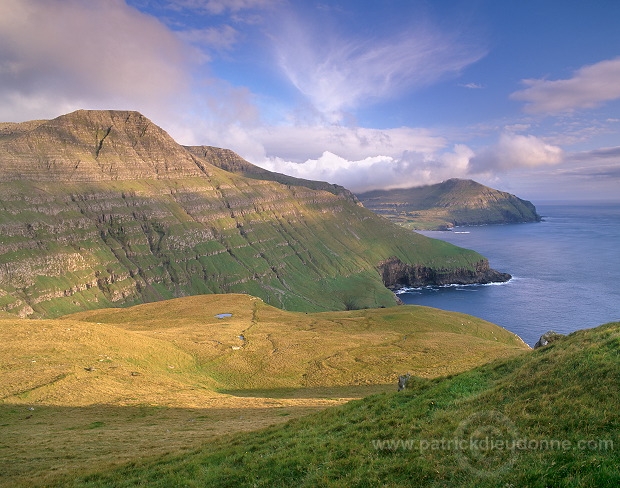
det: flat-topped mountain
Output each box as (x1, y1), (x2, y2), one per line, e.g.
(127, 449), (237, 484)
(357, 178), (541, 230)
(0, 110), (211, 181)
(0, 110), (509, 318)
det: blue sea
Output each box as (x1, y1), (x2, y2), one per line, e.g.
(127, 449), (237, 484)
(398, 202), (620, 346)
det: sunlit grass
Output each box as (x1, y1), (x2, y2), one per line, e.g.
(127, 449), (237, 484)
(40, 322), (618, 487)
(0, 294), (529, 487)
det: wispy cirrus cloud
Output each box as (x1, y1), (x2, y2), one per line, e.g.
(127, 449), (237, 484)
(272, 11), (486, 122)
(167, 0), (282, 15)
(459, 82), (484, 89)
(568, 145), (620, 162)
(178, 24), (239, 52)
(511, 57), (620, 114)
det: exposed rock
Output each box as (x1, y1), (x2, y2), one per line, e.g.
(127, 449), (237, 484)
(378, 256), (511, 289)
(0, 110), (209, 182)
(534, 331), (566, 349)
(398, 373), (411, 391)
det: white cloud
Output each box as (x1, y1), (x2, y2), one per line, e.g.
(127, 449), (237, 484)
(459, 83), (484, 89)
(259, 144), (475, 193)
(253, 125), (446, 162)
(0, 0), (190, 122)
(511, 57), (620, 113)
(167, 0), (282, 16)
(469, 133), (563, 173)
(272, 11), (486, 122)
(178, 24), (239, 52)
(258, 132), (565, 195)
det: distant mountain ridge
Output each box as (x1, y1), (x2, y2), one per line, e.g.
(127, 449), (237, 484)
(0, 110), (509, 318)
(357, 178), (541, 230)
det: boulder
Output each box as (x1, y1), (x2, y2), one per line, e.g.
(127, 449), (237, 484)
(397, 373), (411, 391)
(534, 331), (565, 349)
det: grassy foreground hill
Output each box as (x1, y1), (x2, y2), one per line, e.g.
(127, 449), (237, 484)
(0, 294), (529, 486)
(42, 321), (618, 488)
(357, 178), (541, 230)
(0, 110), (507, 318)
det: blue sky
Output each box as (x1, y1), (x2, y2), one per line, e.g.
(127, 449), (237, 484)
(1, 0), (619, 200)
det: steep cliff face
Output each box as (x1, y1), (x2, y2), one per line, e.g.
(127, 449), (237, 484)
(0, 110), (508, 318)
(357, 178), (541, 230)
(378, 256), (511, 289)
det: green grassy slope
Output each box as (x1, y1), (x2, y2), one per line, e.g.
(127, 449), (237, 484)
(0, 294), (528, 406)
(185, 145), (360, 203)
(52, 321), (618, 487)
(0, 111), (505, 318)
(0, 294), (529, 486)
(358, 178), (541, 230)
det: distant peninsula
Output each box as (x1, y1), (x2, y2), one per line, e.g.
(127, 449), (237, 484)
(357, 178), (541, 230)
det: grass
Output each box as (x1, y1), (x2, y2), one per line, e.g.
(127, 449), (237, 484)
(0, 154), (494, 318)
(358, 179), (540, 230)
(0, 294), (529, 486)
(39, 321), (618, 487)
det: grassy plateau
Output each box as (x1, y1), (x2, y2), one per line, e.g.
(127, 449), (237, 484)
(12, 320), (615, 488)
(0, 293), (529, 487)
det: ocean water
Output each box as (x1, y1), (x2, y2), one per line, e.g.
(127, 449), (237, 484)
(398, 202), (620, 346)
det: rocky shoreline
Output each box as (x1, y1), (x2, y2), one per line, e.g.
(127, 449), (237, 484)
(377, 256), (511, 290)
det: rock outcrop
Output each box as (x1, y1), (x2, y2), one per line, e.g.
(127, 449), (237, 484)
(533, 331), (566, 349)
(378, 256), (511, 289)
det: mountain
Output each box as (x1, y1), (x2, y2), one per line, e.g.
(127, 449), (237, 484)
(0, 110), (509, 318)
(51, 321), (618, 487)
(185, 145), (361, 204)
(357, 178), (541, 230)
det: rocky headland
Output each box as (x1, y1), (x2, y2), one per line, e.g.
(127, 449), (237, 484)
(357, 178), (541, 230)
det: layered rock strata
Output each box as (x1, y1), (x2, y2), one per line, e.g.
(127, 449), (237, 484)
(0, 110), (508, 318)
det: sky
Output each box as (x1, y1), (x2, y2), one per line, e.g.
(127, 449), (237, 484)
(1, 0), (619, 201)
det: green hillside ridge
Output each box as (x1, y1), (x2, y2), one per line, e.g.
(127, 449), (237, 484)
(185, 145), (361, 204)
(48, 321), (618, 488)
(0, 294), (529, 486)
(357, 178), (541, 230)
(0, 110), (509, 318)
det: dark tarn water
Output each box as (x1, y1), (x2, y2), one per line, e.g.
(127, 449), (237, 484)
(398, 202), (620, 346)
